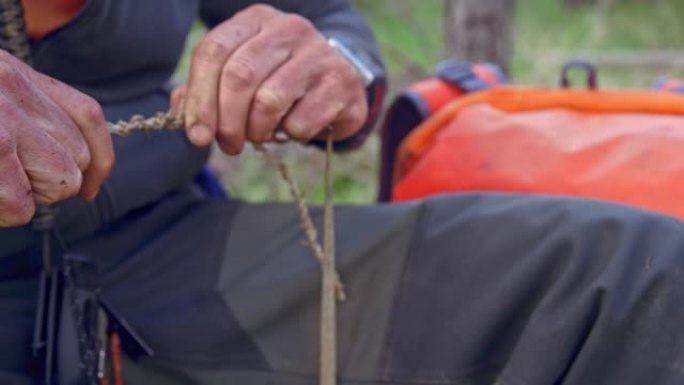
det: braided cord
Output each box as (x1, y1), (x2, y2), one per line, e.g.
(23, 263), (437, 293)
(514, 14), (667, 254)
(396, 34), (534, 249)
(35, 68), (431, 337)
(0, 0), (31, 64)
(0, 3), (342, 384)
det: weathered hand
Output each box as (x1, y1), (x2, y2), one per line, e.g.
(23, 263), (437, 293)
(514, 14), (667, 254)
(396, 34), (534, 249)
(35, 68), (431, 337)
(176, 4), (368, 154)
(0, 50), (114, 227)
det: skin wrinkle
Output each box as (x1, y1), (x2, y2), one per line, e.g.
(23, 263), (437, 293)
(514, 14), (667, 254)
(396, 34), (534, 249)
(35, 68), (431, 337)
(0, 50), (113, 226)
(27, 59), (114, 200)
(0, 149), (33, 226)
(1, 4), (364, 380)
(184, 4), (366, 154)
(240, 45), (295, 141)
(22, 146), (81, 204)
(216, 32), (287, 145)
(4, 64), (89, 172)
(26, 93), (90, 171)
(0, 3), (366, 227)
(15, 111), (81, 201)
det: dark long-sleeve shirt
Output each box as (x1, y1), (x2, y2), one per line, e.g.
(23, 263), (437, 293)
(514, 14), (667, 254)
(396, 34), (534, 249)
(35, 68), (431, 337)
(33, 0), (383, 105)
(0, 1), (385, 375)
(4, 0), (385, 245)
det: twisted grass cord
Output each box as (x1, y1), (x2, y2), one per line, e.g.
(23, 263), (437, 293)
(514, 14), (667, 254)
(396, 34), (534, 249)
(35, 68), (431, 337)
(1, 1), (342, 383)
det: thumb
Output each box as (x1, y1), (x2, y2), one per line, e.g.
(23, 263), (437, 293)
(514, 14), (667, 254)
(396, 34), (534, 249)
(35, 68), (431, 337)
(170, 83), (188, 115)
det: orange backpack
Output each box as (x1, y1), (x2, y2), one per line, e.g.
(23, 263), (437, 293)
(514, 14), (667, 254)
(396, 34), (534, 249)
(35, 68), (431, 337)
(379, 60), (684, 221)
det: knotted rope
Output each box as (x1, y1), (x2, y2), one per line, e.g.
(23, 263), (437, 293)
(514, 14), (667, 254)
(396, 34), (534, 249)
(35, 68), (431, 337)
(1, 1), (342, 384)
(109, 112), (346, 302)
(110, 111), (346, 287)
(111, 108), (344, 385)
(0, 0), (31, 64)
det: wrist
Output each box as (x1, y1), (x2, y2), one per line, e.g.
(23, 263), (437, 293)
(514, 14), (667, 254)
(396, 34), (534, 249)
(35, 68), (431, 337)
(310, 37), (386, 151)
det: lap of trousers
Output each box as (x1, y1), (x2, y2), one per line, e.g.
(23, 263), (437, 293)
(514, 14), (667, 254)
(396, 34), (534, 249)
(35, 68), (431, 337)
(1, 189), (684, 385)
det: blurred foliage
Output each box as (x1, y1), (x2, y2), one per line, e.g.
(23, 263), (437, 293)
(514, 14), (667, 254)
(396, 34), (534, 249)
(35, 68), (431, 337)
(513, 0), (684, 86)
(355, 0), (443, 76)
(177, 0), (684, 205)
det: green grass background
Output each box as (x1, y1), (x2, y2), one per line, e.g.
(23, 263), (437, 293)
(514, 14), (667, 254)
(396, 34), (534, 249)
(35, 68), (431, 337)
(177, 0), (684, 205)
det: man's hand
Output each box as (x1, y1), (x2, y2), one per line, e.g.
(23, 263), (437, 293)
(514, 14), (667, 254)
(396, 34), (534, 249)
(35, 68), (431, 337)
(175, 4), (368, 155)
(0, 50), (114, 227)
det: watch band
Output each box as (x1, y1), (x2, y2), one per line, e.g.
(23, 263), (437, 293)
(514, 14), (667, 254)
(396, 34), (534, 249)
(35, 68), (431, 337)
(328, 37), (375, 88)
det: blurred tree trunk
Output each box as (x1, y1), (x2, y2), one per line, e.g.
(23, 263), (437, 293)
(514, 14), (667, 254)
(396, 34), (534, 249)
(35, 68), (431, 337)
(443, 0), (516, 73)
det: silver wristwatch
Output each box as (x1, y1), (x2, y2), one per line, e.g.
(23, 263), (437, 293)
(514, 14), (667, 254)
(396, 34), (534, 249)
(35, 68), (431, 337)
(328, 37), (376, 87)
(325, 37), (387, 150)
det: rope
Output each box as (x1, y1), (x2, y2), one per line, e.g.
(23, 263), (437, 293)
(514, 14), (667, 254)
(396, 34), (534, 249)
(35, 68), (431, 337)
(254, 139), (346, 301)
(108, 111), (184, 136)
(0, 0), (31, 64)
(1, 1), (342, 384)
(111, 110), (344, 385)
(111, 113), (346, 300)
(320, 131), (337, 385)
(255, 133), (340, 385)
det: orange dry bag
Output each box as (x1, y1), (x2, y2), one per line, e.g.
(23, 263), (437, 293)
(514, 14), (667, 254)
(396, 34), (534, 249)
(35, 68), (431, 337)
(379, 60), (684, 221)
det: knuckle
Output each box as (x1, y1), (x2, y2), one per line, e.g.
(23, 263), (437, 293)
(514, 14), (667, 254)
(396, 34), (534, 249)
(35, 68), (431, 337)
(324, 52), (361, 86)
(0, 194), (34, 227)
(194, 37), (230, 63)
(50, 169), (82, 202)
(243, 3), (276, 17)
(254, 87), (287, 117)
(347, 101), (368, 124)
(222, 57), (257, 90)
(73, 143), (91, 171)
(283, 14), (316, 34)
(96, 151), (115, 178)
(37, 155), (83, 203)
(80, 98), (106, 128)
(321, 71), (348, 89)
(90, 159), (114, 187)
(341, 64), (362, 86)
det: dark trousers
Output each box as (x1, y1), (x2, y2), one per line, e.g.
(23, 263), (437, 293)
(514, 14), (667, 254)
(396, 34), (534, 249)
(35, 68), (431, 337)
(2, 190), (684, 384)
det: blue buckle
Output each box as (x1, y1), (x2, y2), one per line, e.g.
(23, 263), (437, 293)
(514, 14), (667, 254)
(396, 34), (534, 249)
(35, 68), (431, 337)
(436, 59), (490, 92)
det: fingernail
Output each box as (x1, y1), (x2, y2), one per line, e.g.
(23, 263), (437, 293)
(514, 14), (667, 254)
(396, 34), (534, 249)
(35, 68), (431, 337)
(220, 141), (240, 156)
(287, 122), (308, 138)
(189, 124), (213, 145)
